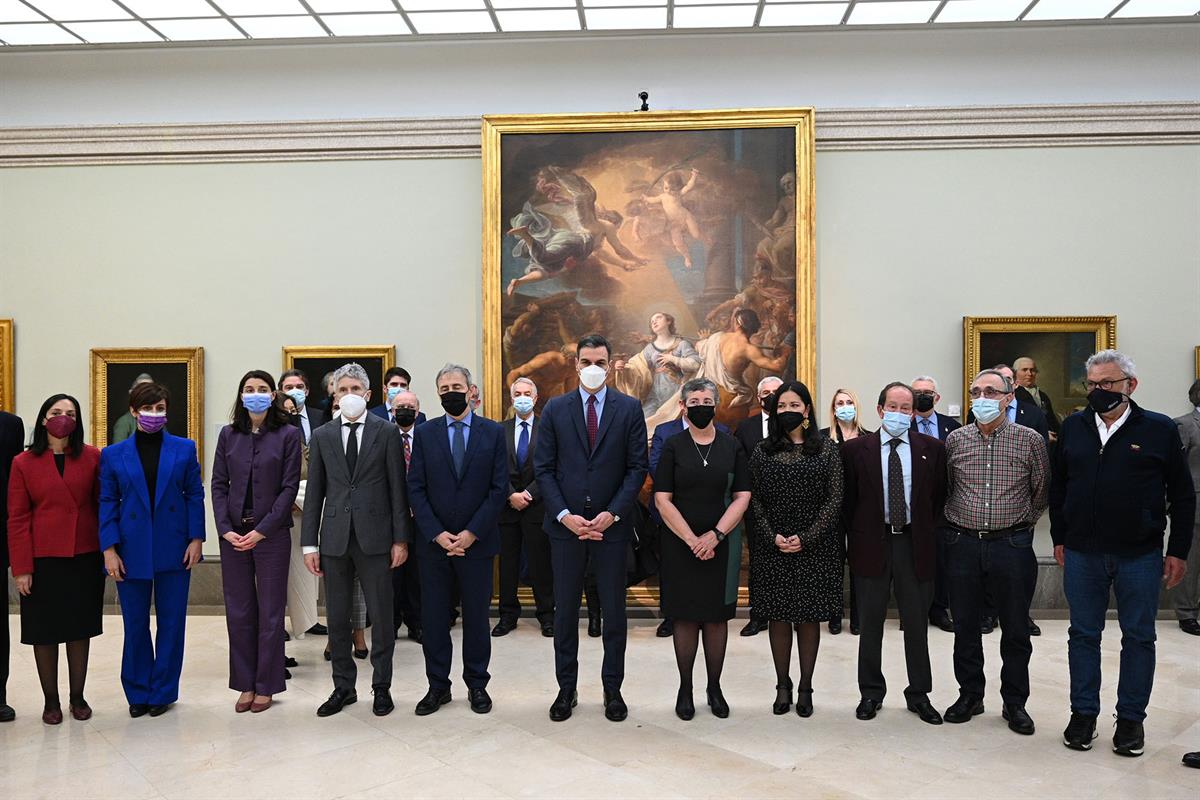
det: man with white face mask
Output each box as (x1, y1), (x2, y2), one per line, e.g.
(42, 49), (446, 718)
(941, 369), (1048, 736)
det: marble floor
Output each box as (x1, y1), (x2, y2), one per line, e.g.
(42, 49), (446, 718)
(1, 614), (1197, 799)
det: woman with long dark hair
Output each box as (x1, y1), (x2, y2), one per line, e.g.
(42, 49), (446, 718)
(7, 394), (104, 724)
(748, 380), (843, 718)
(211, 370), (302, 713)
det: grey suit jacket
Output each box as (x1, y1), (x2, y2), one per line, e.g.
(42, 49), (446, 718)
(301, 412), (411, 556)
(1175, 409), (1200, 501)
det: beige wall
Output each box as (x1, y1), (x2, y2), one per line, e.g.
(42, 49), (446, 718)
(2, 144), (1198, 552)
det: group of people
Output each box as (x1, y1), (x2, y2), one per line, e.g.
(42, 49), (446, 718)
(0, 340), (1196, 767)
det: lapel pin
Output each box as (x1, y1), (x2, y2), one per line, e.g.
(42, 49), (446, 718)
(1130, 444), (1141, 451)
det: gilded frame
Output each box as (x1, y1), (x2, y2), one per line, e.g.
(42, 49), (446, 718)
(0, 319), (13, 413)
(282, 346), (396, 401)
(1194, 346), (1199, 380)
(480, 108), (817, 421)
(90, 347), (205, 460)
(962, 316), (1117, 413)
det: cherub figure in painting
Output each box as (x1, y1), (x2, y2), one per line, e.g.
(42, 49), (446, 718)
(641, 168), (711, 269)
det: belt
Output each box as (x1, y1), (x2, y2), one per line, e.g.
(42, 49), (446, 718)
(239, 515), (256, 528)
(951, 523), (1030, 540)
(885, 524), (911, 535)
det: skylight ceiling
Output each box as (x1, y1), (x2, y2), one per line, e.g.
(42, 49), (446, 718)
(0, 0), (1195, 47)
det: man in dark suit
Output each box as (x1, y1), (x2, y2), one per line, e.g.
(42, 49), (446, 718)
(302, 363), (411, 718)
(535, 334), (649, 723)
(370, 366), (429, 426)
(494, 377), (555, 638)
(842, 382), (947, 726)
(910, 376), (961, 633)
(407, 364), (508, 716)
(0, 409), (24, 722)
(391, 389), (425, 643)
(1013, 357), (1060, 441)
(280, 369), (328, 446)
(733, 376), (783, 636)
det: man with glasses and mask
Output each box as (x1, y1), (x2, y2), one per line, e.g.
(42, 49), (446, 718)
(941, 369), (1048, 736)
(390, 389), (426, 644)
(733, 376), (783, 637)
(1052, 350), (1194, 757)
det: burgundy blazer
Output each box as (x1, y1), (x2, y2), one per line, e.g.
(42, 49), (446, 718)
(840, 429), (947, 582)
(6, 446), (102, 576)
(210, 423), (302, 538)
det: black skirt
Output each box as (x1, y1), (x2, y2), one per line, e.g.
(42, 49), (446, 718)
(19, 551), (105, 645)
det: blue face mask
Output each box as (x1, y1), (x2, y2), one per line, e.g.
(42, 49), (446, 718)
(242, 392), (273, 414)
(285, 389), (306, 408)
(971, 397), (1003, 424)
(880, 410), (912, 437)
(386, 386), (404, 403)
(834, 405), (857, 422)
(512, 396), (535, 415)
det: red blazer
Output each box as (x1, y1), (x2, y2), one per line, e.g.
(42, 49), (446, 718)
(6, 446), (101, 576)
(840, 430), (946, 582)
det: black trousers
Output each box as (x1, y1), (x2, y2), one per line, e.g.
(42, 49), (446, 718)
(392, 539), (422, 633)
(497, 506), (555, 625)
(930, 533), (951, 620)
(551, 535), (627, 692)
(1, 584), (8, 704)
(322, 534), (395, 691)
(855, 532), (934, 703)
(418, 544), (493, 691)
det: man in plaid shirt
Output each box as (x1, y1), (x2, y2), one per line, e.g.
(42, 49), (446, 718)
(941, 369), (1049, 735)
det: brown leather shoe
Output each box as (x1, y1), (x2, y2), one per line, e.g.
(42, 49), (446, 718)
(69, 703), (93, 721)
(235, 698), (254, 713)
(42, 706), (63, 725)
(250, 697), (273, 713)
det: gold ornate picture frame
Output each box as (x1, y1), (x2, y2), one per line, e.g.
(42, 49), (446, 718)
(90, 347), (205, 461)
(282, 345), (396, 416)
(0, 319), (13, 413)
(963, 316), (1117, 420)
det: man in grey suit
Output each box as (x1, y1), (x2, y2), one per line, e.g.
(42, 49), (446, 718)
(1172, 379), (1200, 636)
(303, 362), (411, 717)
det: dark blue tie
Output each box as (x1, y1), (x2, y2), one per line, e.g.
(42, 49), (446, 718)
(451, 420), (466, 478)
(517, 420), (529, 468)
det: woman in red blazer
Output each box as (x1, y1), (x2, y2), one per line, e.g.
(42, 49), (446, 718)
(7, 394), (103, 725)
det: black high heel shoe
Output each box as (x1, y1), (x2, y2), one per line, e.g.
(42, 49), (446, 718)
(796, 689), (814, 718)
(675, 687), (695, 721)
(706, 687), (729, 718)
(773, 681), (793, 715)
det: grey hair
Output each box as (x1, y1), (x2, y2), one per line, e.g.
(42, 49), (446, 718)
(332, 362), (370, 390)
(973, 369), (1012, 393)
(911, 375), (938, 392)
(510, 376), (537, 395)
(436, 363), (473, 387)
(1085, 349), (1137, 379)
(682, 378), (720, 403)
(756, 375), (783, 393)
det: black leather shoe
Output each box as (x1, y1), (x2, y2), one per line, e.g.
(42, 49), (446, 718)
(1028, 617), (1042, 637)
(323, 648), (332, 662)
(1003, 704), (1035, 735)
(541, 622), (554, 638)
(148, 704), (172, 717)
(707, 687), (730, 719)
(1180, 619), (1200, 636)
(549, 689), (577, 721)
(773, 682), (792, 715)
(284, 669), (292, 680)
(603, 690), (628, 722)
(856, 698), (882, 721)
(491, 620), (516, 637)
(981, 617), (996, 635)
(1113, 718), (1145, 757)
(740, 618), (768, 637)
(930, 612), (955, 633)
(306, 623), (328, 635)
(675, 688), (695, 720)
(317, 689), (357, 717)
(415, 687), (452, 716)
(1063, 712), (1098, 750)
(907, 699), (943, 725)
(372, 688), (394, 717)
(408, 627), (423, 644)
(353, 648), (369, 660)
(849, 622), (861, 636)
(944, 695), (984, 723)
(285, 656), (298, 668)
(656, 619), (674, 638)
(796, 689), (813, 718)
(828, 618), (842, 635)
(468, 688), (492, 714)
(588, 615), (602, 638)
(283, 630), (291, 642)
(1182, 751), (1200, 769)
(129, 704), (149, 718)
(0, 704), (14, 723)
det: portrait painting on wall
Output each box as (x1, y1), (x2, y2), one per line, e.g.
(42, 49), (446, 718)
(482, 109), (816, 433)
(0, 319), (13, 413)
(282, 346), (396, 422)
(90, 347), (205, 461)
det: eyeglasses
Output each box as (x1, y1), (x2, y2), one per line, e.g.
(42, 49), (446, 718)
(967, 387), (1009, 399)
(1083, 376), (1129, 392)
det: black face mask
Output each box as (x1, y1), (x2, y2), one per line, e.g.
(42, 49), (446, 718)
(777, 411), (806, 433)
(1088, 388), (1125, 415)
(685, 405), (716, 429)
(439, 391), (469, 417)
(914, 393), (935, 413)
(287, 413), (302, 427)
(395, 408), (417, 427)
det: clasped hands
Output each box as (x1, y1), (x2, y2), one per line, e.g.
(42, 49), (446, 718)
(689, 531), (719, 561)
(436, 530), (478, 557)
(561, 511), (614, 541)
(775, 534), (803, 554)
(222, 530), (266, 552)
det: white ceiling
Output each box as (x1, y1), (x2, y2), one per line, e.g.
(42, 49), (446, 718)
(0, 0), (1195, 47)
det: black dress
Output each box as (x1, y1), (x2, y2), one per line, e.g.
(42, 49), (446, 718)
(748, 436), (844, 623)
(655, 430), (750, 623)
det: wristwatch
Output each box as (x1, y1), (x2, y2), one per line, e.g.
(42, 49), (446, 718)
(609, 513), (621, 524)
(713, 527), (727, 543)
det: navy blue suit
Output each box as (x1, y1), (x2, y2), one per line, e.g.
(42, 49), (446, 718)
(534, 387), (648, 692)
(407, 412), (508, 691)
(99, 432), (205, 706)
(910, 412), (962, 442)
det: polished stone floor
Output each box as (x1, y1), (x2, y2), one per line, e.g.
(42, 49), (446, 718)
(1, 615), (1197, 799)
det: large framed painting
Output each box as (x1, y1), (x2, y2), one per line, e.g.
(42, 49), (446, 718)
(282, 345), (396, 419)
(90, 347), (205, 461)
(963, 316), (1117, 422)
(482, 108), (816, 431)
(0, 319), (12, 413)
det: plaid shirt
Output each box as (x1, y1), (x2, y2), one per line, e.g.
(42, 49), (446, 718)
(944, 418), (1049, 531)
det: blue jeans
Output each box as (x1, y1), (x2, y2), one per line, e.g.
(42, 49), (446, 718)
(1064, 548), (1161, 722)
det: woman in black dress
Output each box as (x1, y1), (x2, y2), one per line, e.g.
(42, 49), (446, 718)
(655, 379), (751, 721)
(750, 380), (843, 718)
(821, 388), (870, 635)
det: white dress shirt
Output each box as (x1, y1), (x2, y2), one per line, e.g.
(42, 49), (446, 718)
(303, 407), (369, 555)
(513, 413), (535, 449)
(1096, 404), (1132, 447)
(879, 427), (913, 526)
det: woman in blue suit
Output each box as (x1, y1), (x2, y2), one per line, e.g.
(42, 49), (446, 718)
(100, 381), (205, 718)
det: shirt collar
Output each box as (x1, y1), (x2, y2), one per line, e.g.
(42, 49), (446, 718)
(1095, 404), (1131, 431)
(450, 410), (474, 428)
(881, 427), (910, 446)
(579, 386), (607, 406)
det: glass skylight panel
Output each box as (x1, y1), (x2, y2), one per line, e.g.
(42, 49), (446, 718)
(0, 21), (78, 43)
(673, 4), (758, 26)
(1114, 0), (1200, 17)
(123, 0), (220, 18)
(320, 12), (411, 35)
(28, 0), (130, 20)
(583, 0), (665, 7)
(66, 20), (162, 41)
(0, 0), (46, 23)
(234, 14), (327, 36)
(496, 9), (581, 30)
(760, 2), (849, 26)
(407, 10), (496, 33)
(675, 0), (759, 5)
(402, 0), (486, 10)
(307, 0), (396, 10)
(1023, 0), (1119, 20)
(934, 0), (1030, 23)
(848, 0), (940, 24)
(491, 0), (576, 7)
(216, 0), (306, 15)
(585, 6), (667, 28)
(153, 17), (247, 40)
